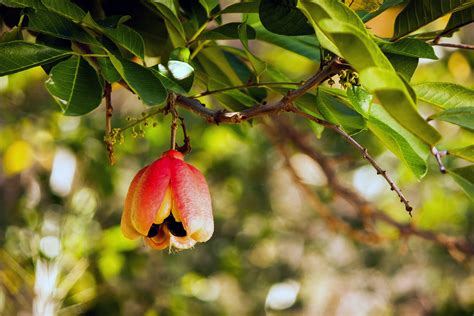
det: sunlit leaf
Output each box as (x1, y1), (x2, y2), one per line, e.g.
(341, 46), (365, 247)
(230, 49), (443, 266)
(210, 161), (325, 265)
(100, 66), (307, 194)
(239, 21), (266, 78)
(368, 104), (429, 178)
(316, 88), (366, 134)
(429, 107), (474, 131)
(45, 56), (103, 115)
(413, 82), (474, 109)
(200, 23), (256, 40)
(360, 67), (441, 145)
(346, 86), (372, 118)
(379, 38), (437, 59)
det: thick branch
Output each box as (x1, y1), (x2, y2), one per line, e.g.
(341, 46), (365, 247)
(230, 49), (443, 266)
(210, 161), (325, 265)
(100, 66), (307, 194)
(176, 57), (341, 124)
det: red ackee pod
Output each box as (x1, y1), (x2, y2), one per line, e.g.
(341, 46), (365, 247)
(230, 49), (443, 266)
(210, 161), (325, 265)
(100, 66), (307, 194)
(121, 150), (214, 250)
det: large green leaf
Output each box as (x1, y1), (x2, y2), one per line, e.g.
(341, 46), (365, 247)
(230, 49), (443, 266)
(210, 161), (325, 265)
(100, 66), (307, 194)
(429, 107), (474, 131)
(148, 1), (186, 47)
(82, 14), (145, 60)
(316, 88), (366, 134)
(450, 145), (474, 163)
(448, 165), (474, 201)
(27, 9), (100, 46)
(368, 104), (430, 178)
(360, 68), (441, 145)
(208, 79), (257, 111)
(259, 0), (313, 35)
(414, 82), (474, 109)
(0, 0), (42, 8)
(109, 54), (167, 106)
(393, 0), (474, 39)
(444, 7), (474, 35)
(41, 0), (86, 22)
(253, 25), (320, 61)
(0, 41), (72, 76)
(196, 47), (243, 87)
(239, 21), (266, 78)
(379, 38), (437, 59)
(45, 56), (102, 115)
(298, 0), (392, 70)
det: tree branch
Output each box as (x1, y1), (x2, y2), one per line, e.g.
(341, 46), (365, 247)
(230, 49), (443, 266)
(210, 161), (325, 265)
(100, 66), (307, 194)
(176, 57), (341, 124)
(190, 81), (303, 98)
(431, 42), (474, 50)
(104, 83), (115, 165)
(291, 108), (413, 216)
(270, 120), (474, 258)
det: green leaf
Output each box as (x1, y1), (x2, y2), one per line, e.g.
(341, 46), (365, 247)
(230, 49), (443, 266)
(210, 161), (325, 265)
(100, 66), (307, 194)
(41, 0), (86, 22)
(316, 88), (366, 134)
(444, 7), (474, 34)
(102, 24), (145, 60)
(413, 82), (474, 109)
(150, 67), (187, 94)
(148, 1), (186, 47)
(346, 86), (372, 118)
(393, 0), (474, 39)
(155, 60), (194, 92)
(253, 25), (320, 61)
(379, 38), (438, 59)
(360, 67), (441, 145)
(45, 56), (102, 116)
(217, 2), (259, 16)
(448, 165), (474, 201)
(368, 104), (430, 178)
(298, 0), (392, 70)
(0, 41), (72, 76)
(259, 0), (313, 35)
(429, 107), (474, 131)
(27, 9), (100, 46)
(196, 47), (244, 87)
(198, 0), (219, 16)
(108, 54), (167, 106)
(201, 23), (256, 40)
(89, 46), (121, 83)
(386, 53), (418, 80)
(239, 21), (266, 78)
(208, 79), (257, 111)
(0, 0), (42, 9)
(449, 145), (474, 162)
(82, 14), (145, 59)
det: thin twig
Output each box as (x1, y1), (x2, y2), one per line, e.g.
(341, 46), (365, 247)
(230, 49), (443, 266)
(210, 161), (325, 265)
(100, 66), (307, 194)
(104, 83), (115, 165)
(168, 93), (178, 150)
(431, 42), (474, 50)
(431, 146), (448, 174)
(176, 116), (191, 154)
(270, 122), (474, 258)
(291, 109), (414, 216)
(190, 81), (303, 98)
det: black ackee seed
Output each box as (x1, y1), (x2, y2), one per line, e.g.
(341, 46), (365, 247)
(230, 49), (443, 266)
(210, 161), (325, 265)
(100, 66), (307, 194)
(147, 215), (187, 238)
(147, 224), (160, 237)
(164, 215), (187, 237)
